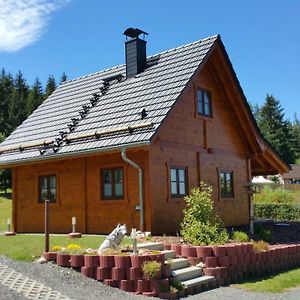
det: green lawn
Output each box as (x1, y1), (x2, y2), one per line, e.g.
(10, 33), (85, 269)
(0, 193), (12, 233)
(0, 234), (128, 262)
(0, 193), (131, 262)
(236, 268), (300, 293)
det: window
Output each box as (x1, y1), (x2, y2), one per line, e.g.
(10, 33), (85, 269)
(220, 171), (234, 198)
(101, 168), (124, 199)
(170, 167), (187, 197)
(197, 88), (212, 117)
(39, 175), (56, 203)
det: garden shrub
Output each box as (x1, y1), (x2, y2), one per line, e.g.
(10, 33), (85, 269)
(142, 261), (161, 280)
(254, 224), (272, 242)
(254, 203), (300, 221)
(252, 240), (269, 252)
(180, 182), (228, 245)
(254, 188), (295, 204)
(232, 230), (249, 242)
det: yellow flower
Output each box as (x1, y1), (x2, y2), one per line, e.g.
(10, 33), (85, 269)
(67, 243), (81, 250)
(51, 245), (62, 252)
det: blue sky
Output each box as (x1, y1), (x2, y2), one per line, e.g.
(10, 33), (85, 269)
(0, 0), (299, 120)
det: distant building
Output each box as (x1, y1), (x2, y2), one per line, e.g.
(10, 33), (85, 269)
(282, 164), (300, 184)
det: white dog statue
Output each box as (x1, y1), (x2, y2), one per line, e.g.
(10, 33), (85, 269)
(98, 224), (127, 253)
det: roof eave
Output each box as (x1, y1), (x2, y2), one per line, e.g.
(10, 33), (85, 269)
(0, 141), (150, 168)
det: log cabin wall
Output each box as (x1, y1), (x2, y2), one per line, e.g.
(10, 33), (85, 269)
(149, 51), (250, 234)
(13, 148), (151, 234)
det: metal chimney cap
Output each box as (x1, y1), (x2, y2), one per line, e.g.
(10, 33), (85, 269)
(123, 27), (148, 39)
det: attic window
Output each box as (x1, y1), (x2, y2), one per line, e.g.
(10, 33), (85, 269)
(197, 88), (212, 117)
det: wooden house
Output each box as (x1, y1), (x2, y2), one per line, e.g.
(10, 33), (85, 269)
(0, 28), (288, 234)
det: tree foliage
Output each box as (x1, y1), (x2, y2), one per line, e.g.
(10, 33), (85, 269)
(180, 182), (228, 245)
(254, 94), (300, 164)
(0, 69), (65, 191)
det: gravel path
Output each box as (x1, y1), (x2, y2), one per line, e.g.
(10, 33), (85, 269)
(1, 255), (300, 300)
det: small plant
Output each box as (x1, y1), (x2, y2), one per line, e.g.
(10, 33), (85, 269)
(253, 240), (269, 252)
(180, 182), (228, 245)
(169, 278), (184, 291)
(232, 231), (249, 242)
(254, 224), (272, 241)
(142, 260), (161, 280)
(100, 248), (119, 255)
(51, 245), (62, 252)
(67, 243), (81, 251)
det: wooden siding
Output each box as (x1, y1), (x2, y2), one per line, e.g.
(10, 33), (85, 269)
(149, 51), (250, 234)
(13, 149), (151, 234)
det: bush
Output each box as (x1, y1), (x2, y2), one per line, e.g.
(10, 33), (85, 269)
(142, 261), (161, 280)
(254, 188), (295, 204)
(232, 231), (249, 242)
(254, 203), (300, 221)
(252, 240), (269, 252)
(254, 224), (272, 241)
(180, 182), (228, 245)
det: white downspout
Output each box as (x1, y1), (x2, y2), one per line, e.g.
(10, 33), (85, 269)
(121, 147), (144, 232)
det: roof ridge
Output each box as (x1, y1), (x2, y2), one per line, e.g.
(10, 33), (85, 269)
(62, 34), (219, 85)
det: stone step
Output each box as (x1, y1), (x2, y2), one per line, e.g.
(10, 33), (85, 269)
(137, 242), (164, 251)
(161, 250), (176, 260)
(166, 258), (190, 271)
(172, 266), (202, 282)
(182, 276), (215, 289)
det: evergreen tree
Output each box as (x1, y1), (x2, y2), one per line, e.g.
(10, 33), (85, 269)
(26, 77), (44, 115)
(8, 71), (29, 131)
(0, 69), (14, 136)
(45, 75), (56, 98)
(60, 72), (68, 84)
(257, 94), (295, 164)
(290, 114), (300, 161)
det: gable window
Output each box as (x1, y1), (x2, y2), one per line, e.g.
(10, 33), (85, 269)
(220, 171), (234, 198)
(39, 175), (56, 203)
(197, 88), (212, 117)
(170, 167), (187, 197)
(101, 168), (124, 199)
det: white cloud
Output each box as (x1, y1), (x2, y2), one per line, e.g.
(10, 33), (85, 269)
(0, 0), (69, 52)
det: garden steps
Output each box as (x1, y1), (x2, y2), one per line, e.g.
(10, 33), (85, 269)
(172, 266), (202, 281)
(137, 242), (164, 251)
(166, 258), (190, 271)
(181, 276), (215, 289)
(161, 250), (176, 260)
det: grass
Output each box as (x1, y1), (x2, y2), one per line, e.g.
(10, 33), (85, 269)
(0, 193), (131, 262)
(0, 193), (12, 233)
(236, 268), (300, 293)
(0, 234), (130, 262)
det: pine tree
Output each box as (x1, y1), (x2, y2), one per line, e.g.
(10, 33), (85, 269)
(60, 72), (68, 84)
(26, 77), (44, 115)
(257, 94), (295, 164)
(290, 114), (300, 161)
(8, 71), (29, 131)
(45, 75), (56, 98)
(0, 69), (14, 136)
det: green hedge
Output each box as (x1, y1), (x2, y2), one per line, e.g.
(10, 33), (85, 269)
(254, 203), (300, 221)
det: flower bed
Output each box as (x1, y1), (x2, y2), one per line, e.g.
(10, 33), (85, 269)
(174, 242), (300, 286)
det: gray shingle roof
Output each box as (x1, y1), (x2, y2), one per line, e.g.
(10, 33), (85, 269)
(0, 35), (219, 165)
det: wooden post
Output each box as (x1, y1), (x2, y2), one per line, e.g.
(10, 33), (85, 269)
(45, 199), (49, 253)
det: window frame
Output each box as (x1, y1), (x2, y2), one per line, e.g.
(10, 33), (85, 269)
(196, 87), (213, 118)
(38, 174), (57, 203)
(170, 167), (188, 198)
(101, 167), (124, 200)
(219, 171), (234, 198)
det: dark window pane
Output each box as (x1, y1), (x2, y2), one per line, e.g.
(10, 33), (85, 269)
(204, 102), (210, 116)
(39, 175), (56, 203)
(40, 177), (47, 189)
(197, 89), (212, 117)
(49, 176), (56, 188)
(103, 170), (112, 184)
(115, 169), (123, 183)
